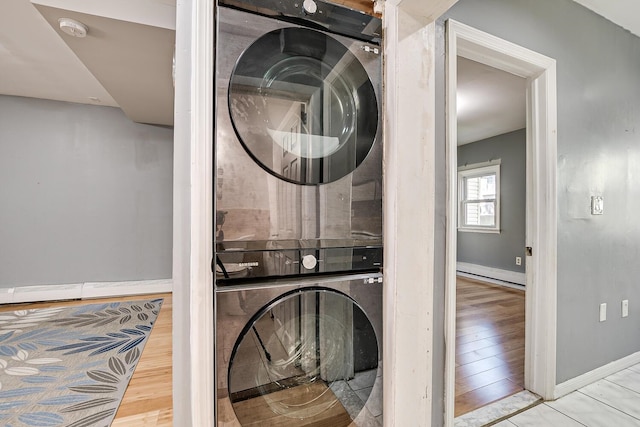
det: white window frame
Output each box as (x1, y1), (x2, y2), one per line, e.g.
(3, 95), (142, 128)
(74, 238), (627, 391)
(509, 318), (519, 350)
(458, 162), (500, 233)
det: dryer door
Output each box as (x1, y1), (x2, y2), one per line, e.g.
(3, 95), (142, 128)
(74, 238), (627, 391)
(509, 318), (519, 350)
(227, 288), (380, 425)
(228, 27), (379, 185)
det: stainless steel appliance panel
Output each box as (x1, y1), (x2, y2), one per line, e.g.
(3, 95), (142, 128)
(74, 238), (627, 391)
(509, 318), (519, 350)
(216, 273), (382, 426)
(215, 7), (382, 248)
(215, 245), (383, 281)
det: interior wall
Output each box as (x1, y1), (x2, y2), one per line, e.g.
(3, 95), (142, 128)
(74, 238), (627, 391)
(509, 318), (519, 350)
(441, 0), (640, 384)
(0, 95), (173, 288)
(457, 129), (526, 274)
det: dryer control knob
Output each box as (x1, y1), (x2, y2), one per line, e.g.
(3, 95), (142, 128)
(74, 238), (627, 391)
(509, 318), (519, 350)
(302, 254), (317, 270)
(303, 0), (318, 14)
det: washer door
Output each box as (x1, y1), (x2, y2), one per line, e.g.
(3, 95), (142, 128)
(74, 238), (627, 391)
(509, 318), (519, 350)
(228, 27), (379, 185)
(228, 288), (380, 425)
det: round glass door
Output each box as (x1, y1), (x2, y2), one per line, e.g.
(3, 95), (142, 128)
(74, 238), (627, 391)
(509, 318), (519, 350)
(229, 27), (379, 185)
(228, 288), (380, 426)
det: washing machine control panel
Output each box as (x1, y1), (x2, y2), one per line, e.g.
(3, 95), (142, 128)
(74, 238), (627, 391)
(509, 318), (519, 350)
(301, 254), (317, 270)
(302, 0), (318, 14)
(215, 245), (382, 283)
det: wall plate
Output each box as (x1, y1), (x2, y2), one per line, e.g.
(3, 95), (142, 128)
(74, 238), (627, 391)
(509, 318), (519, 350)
(591, 196), (604, 215)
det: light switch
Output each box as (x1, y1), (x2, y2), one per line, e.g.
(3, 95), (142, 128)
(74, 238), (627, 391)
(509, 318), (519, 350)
(599, 303), (607, 322)
(591, 196), (604, 215)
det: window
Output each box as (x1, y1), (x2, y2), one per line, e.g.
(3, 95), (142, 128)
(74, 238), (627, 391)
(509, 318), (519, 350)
(458, 163), (500, 232)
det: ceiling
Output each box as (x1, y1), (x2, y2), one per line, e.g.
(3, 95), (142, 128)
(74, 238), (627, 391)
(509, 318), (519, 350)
(455, 0), (640, 146)
(573, 0), (640, 38)
(0, 0), (175, 125)
(0, 0), (638, 129)
(456, 57), (526, 145)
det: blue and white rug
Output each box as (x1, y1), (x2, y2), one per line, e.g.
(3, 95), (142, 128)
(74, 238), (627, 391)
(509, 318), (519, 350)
(0, 298), (163, 427)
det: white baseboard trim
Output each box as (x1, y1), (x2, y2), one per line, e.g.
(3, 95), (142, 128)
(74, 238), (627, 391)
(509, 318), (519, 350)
(456, 262), (526, 286)
(456, 271), (525, 291)
(554, 350), (640, 399)
(0, 279), (172, 304)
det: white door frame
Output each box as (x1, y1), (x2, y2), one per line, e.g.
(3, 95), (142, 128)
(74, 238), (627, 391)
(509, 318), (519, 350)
(444, 20), (558, 424)
(172, 0), (214, 424)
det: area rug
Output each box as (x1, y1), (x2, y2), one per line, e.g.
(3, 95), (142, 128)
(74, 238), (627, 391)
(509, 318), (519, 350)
(0, 298), (163, 427)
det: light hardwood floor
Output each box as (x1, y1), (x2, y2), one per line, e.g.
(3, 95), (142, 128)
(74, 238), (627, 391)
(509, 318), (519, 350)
(9, 284), (640, 426)
(0, 293), (173, 426)
(231, 382), (352, 426)
(455, 276), (525, 417)
(4, 278), (520, 423)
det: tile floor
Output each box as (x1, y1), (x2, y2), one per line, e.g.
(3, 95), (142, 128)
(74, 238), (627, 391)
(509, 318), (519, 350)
(330, 367), (383, 426)
(455, 391), (540, 427)
(495, 363), (640, 426)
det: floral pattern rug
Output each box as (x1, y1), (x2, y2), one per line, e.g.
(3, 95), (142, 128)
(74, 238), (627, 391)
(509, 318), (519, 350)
(0, 298), (163, 427)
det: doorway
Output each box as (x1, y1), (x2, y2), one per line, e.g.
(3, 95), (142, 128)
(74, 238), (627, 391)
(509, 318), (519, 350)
(454, 57), (527, 416)
(444, 20), (558, 425)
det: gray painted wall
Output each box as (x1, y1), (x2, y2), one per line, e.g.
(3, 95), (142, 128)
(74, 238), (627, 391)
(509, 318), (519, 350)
(0, 95), (173, 287)
(457, 129), (526, 274)
(440, 0), (640, 385)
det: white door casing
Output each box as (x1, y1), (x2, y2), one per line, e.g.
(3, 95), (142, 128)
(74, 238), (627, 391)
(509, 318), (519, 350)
(172, 0), (214, 424)
(444, 19), (558, 424)
(383, 0), (459, 425)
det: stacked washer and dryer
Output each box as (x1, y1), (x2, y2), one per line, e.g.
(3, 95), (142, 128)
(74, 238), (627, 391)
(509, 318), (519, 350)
(214, 0), (383, 425)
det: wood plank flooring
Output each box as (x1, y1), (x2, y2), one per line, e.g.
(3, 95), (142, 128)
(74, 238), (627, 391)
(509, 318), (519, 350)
(3, 280), (523, 423)
(231, 382), (352, 426)
(455, 276), (525, 417)
(0, 293), (173, 426)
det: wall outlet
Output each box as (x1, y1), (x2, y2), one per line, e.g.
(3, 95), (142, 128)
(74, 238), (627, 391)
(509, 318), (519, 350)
(599, 303), (607, 322)
(622, 300), (629, 318)
(515, 256), (522, 266)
